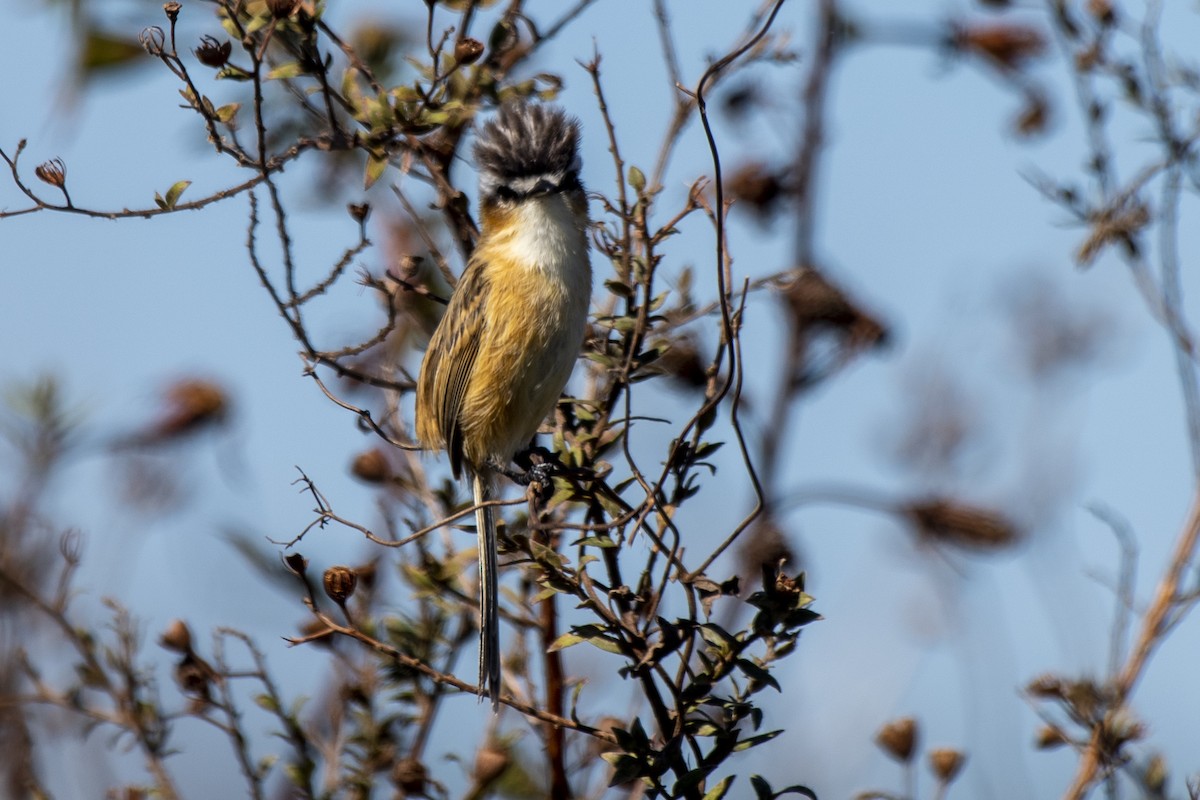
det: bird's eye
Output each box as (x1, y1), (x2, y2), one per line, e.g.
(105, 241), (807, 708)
(494, 184), (518, 201)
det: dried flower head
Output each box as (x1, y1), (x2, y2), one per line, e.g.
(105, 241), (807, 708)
(727, 161), (787, 220)
(351, 448), (391, 483)
(162, 2), (182, 23)
(159, 619), (194, 653)
(34, 158), (67, 188)
(323, 565), (358, 604)
(194, 35), (231, 68)
(283, 552), (308, 576)
(875, 717), (919, 763)
(653, 335), (709, 391)
(140, 26), (166, 55)
(347, 202), (371, 224)
(950, 22), (1046, 72)
(455, 37), (485, 65)
(777, 267), (889, 379)
(146, 378), (228, 441)
(902, 497), (1020, 550)
(929, 748), (967, 783)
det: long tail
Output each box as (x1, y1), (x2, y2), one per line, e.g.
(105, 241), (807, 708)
(473, 471), (501, 710)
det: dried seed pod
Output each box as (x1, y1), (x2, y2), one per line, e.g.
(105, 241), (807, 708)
(454, 37), (485, 65)
(160, 619), (194, 654)
(875, 717), (918, 763)
(902, 497), (1020, 550)
(194, 35), (232, 68)
(351, 448), (391, 483)
(323, 565), (358, 604)
(949, 22), (1046, 72)
(34, 159), (67, 188)
(929, 748), (967, 784)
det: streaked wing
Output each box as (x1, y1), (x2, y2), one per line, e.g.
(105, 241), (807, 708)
(420, 258), (488, 477)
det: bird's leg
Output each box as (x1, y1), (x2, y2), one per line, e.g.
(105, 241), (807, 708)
(498, 445), (560, 501)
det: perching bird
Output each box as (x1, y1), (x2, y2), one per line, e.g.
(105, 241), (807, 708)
(415, 103), (592, 709)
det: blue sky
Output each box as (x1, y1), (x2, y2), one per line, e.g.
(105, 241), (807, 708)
(3, 1), (1200, 797)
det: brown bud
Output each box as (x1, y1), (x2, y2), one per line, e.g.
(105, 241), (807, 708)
(391, 757), (428, 794)
(162, 2), (182, 23)
(473, 743), (510, 788)
(194, 35), (231, 68)
(160, 619), (194, 653)
(875, 717), (918, 763)
(34, 158), (67, 188)
(454, 37), (485, 65)
(351, 448), (391, 483)
(903, 497), (1020, 550)
(347, 202), (371, 224)
(266, 0), (301, 19)
(323, 566), (358, 604)
(929, 748), (966, 784)
(950, 22), (1046, 72)
(1035, 725), (1068, 750)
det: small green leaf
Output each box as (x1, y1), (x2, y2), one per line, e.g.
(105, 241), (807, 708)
(216, 64), (253, 81)
(628, 165), (646, 193)
(364, 154), (388, 189)
(163, 180), (191, 209)
(733, 730), (783, 752)
(267, 62), (303, 80)
(571, 535), (617, 548)
(215, 103), (241, 124)
(549, 631), (585, 651)
(703, 776), (736, 800)
(254, 693), (278, 712)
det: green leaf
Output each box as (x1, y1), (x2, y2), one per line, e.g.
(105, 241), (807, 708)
(628, 165), (646, 193)
(254, 693), (278, 712)
(267, 61), (304, 80)
(703, 776), (736, 800)
(602, 753), (645, 787)
(571, 534), (617, 548)
(216, 64), (253, 81)
(549, 624), (622, 655)
(549, 631), (585, 651)
(364, 154), (388, 189)
(736, 658), (781, 692)
(215, 102), (241, 124)
(164, 180), (191, 209)
(733, 729), (783, 752)
(750, 775), (774, 800)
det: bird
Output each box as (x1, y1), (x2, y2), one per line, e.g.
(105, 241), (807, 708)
(415, 102), (592, 709)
